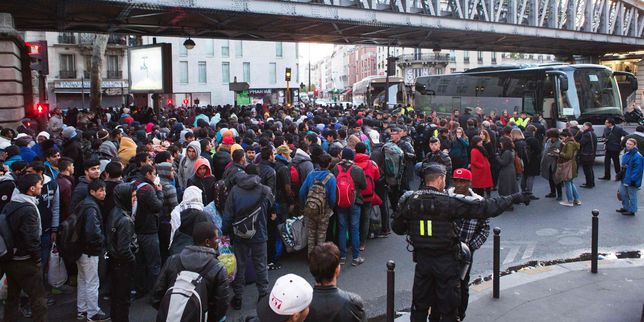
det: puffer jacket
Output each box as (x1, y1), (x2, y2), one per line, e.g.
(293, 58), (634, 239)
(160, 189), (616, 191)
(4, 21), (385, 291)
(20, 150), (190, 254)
(223, 162), (246, 190)
(106, 183), (138, 262)
(212, 148), (231, 180)
(222, 174), (274, 243)
(258, 160), (276, 192)
(5, 194), (41, 262)
(151, 245), (230, 322)
(306, 285), (367, 322)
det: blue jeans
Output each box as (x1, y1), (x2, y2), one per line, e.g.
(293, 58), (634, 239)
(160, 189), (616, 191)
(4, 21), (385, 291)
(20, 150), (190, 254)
(620, 184), (639, 213)
(563, 180), (580, 202)
(337, 204), (361, 259)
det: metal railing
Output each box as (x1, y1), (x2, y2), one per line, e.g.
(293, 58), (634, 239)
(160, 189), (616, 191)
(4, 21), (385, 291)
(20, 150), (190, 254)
(397, 53), (450, 64)
(58, 33), (76, 44)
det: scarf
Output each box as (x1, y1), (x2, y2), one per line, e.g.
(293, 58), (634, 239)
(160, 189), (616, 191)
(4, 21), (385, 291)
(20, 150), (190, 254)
(169, 186), (204, 247)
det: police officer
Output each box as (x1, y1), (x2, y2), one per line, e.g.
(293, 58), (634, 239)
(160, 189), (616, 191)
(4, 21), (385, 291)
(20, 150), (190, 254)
(392, 164), (530, 322)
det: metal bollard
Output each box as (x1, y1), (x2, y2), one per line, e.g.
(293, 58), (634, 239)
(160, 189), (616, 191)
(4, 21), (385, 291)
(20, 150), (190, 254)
(493, 227), (501, 299)
(386, 260), (396, 322)
(591, 209), (599, 274)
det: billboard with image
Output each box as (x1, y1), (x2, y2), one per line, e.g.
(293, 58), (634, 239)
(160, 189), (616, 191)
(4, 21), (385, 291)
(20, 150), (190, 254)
(128, 44), (172, 93)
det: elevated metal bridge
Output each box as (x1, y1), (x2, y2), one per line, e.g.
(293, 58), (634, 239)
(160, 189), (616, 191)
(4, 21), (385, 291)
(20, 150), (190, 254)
(3, 0), (644, 55)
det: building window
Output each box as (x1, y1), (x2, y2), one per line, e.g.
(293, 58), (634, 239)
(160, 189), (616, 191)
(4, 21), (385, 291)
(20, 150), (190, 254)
(222, 40), (229, 58)
(205, 39), (214, 57)
(198, 61), (207, 84)
(107, 55), (121, 79)
(179, 43), (188, 57)
(463, 51), (470, 64)
(276, 42), (283, 58)
(435, 68), (444, 75)
(60, 54), (76, 78)
(235, 41), (243, 58)
(179, 61), (188, 84)
(243, 62), (250, 83)
(491, 51), (497, 64)
(450, 50), (456, 62)
(222, 62), (230, 84)
(83, 55), (91, 79)
(269, 62), (276, 84)
(295, 63), (299, 83)
(477, 51), (483, 63)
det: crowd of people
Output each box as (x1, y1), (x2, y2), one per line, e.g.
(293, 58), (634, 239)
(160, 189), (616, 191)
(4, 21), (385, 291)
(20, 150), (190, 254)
(0, 101), (640, 322)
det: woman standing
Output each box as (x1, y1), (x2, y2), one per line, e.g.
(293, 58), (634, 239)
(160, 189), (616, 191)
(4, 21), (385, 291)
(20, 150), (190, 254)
(558, 129), (582, 207)
(541, 129), (563, 200)
(470, 136), (493, 197)
(449, 127), (470, 169)
(480, 129), (498, 188)
(522, 125), (543, 199)
(496, 137), (519, 201)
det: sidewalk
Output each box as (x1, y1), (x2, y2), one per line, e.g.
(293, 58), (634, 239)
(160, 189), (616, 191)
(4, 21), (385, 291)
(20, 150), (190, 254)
(395, 258), (644, 322)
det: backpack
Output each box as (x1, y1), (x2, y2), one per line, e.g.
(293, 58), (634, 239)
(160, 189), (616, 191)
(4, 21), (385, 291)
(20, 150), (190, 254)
(58, 210), (85, 264)
(157, 260), (213, 322)
(278, 216), (307, 253)
(336, 164), (356, 209)
(360, 161), (376, 202)
(382, 142), (404, 186)
(289, 165), (300, 195)
(231, 191), (266, 239)
(0, 178), (16, 214)
(212, 179), (228, 211)
(0, 204), (24, 262)
(303, 174), (332, 219)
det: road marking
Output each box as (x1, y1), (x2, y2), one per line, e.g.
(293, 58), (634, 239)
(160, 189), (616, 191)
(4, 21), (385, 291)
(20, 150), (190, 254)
(481, 241), (538, 265)
(522, 243), (535, 260)
(503, 246), (520, 264)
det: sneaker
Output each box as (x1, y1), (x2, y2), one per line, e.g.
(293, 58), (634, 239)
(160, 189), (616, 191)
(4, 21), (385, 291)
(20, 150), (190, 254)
(616, 208), (628, 213)
(77, 312), (88, 320)
(573, 200), (582, 206)
(231, 297), (242, 310)
(580, 184), (594, 189)
(559, 201), (575, 207)
(598, 177), (610, 180)
(351, 257), (365, 266)
(268, 262), (282, 271)
(339, 257), (346, 265)
(621, 211), (636, 216)
(87, 312), (110, 321)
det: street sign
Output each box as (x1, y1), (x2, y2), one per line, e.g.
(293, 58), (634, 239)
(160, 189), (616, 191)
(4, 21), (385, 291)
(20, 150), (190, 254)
(229, 82), (249, 92)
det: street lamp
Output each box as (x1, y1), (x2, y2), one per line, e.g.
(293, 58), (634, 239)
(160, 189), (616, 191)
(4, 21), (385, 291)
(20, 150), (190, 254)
(183, 38), (195, 50)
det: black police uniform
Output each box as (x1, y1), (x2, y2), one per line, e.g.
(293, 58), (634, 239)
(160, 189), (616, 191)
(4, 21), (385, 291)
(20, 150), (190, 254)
(392, 171), (526, 322)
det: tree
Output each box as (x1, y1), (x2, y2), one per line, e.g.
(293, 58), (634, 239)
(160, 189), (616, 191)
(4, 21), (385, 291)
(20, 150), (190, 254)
(90, 34), (108, 112)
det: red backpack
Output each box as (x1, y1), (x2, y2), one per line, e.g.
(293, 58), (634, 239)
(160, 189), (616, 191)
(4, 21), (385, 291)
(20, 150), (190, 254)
(336, 164), (356, 208)
(360, 162), (375, 202)
(289, 165), (300, 195)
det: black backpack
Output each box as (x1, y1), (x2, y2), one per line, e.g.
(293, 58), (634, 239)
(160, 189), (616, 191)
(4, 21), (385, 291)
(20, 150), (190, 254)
(58, 204), (90, 263)
(156, 260), (214, 322)
(0, 204), (27, 262)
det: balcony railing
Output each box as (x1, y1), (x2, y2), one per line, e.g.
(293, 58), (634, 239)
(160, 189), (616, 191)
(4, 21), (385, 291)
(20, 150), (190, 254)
(78, 33), (96, 45)
(59, 70), (77, 79)
(108, 35), (127, 46)
(107, 70), (123, 79)
(397, 53), (450, 64)
(58, 33), (76, 44)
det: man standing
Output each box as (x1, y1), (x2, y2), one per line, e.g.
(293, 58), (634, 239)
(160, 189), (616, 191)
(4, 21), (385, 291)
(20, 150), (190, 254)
(392, 164), (529, 322)
(75, 179), (110, 321)
(419, 137), (453, 188)
(579, 122), (598, 188)
(223, 149), (247, 190)
(600, 118), (629, 180)
(617, 138), (643, 216)
(306, 242), (366, 321)
(71, 159), (101, 210)
(222, 168), (274, 310)
(447, 169), (490, 321)
(3, 174), (48, 322)
(155, 162), (178, 264)
(389, 126), (414, 208)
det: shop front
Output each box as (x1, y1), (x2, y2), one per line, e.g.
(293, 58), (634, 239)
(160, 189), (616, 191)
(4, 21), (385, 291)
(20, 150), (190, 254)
(51, 80), (129, 109)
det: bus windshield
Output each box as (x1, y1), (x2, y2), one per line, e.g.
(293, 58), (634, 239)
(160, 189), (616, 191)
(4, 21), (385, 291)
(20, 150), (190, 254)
(571, 68), (622, 116)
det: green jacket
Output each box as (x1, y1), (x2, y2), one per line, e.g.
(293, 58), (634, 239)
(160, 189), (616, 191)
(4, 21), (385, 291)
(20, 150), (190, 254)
(559, 140), (580, 178)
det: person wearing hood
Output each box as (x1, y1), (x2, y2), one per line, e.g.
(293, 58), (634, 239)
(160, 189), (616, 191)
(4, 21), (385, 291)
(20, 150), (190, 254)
(168, 186), (209, 255)
(177, 141), (205, 191)
(578, 122), (598, 188)
(354, 142), (380, 249)
(117, 136), (137, 166)
(187, 158), (217, 205)
(213, 136), (233, 180)
(222, 167), (274, 310)
(3, 174), (49, 322)
(0, 160), (28, 213)
(16, 133), (37, 163)
(61, 126), (84, 178)
(105, 182), (138, 322)
(152, 221), (230, 322)
(156, 162), (178, 263)
(292, 146), (314, 185)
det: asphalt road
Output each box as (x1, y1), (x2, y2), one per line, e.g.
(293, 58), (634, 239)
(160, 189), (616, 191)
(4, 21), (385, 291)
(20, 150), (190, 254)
(6, 162), (642, 322)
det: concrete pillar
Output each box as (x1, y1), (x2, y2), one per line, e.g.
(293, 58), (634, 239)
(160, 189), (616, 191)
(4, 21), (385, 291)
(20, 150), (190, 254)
(0, 13), (28, 127)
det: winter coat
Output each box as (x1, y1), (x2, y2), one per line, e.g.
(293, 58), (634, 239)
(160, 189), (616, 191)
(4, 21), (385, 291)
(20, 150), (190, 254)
(559, 140), (580, 179)
(187, 158), (217, 205)
(292, 148), (314, 181)
(0, 173), (17, 213)
(258, 160), (277, 193)
(117, 136), (137, 165)
(19, 146), (37, 163)
(541, 139), (561, 181)
(5, 194), (41, 262)
(306, 285), (367, 322)
(274, 156), (293, 204)
(62, 136), (84, 178)
(222, 162), (246, 190)
(331, 160), (368, 206)
(621, 147), (643, 188)
(496, 149), (518, 196)
(3, 154), (22, 169)
(354, 153), (381, 202)
(178, 141), (206, 190)
(152, 245), (231, 322)
(77, 195), (105, 256)
(222, 174), (274, 243)
(35, 174), (60, 233)
(71, 176), (91, 211)
(132, 176), (164, 234)
(299, 170), (338, 208)
(56, 173), (74, 222)
(579, 129), (598, 163)
(449, 137), (470, 168)
(470, 147), (493, 189)
(603, 125), (629, 152)
(105, 183), (138, 262)
(524, 135), (543, 176)
(212, 148), (231, 180)
(169, 208), (209, 255)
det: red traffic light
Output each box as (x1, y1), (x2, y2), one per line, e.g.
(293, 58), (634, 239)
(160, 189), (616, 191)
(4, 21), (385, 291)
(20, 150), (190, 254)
(34, 102), (49, 116)
(183, 98), (189, 105)
(167, 99), (173, 105)
(26, 42), (40, 55)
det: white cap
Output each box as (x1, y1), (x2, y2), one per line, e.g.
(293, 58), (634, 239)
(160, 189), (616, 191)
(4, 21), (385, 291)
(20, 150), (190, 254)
(258, 274), (313, 321)
(37, 131), (50, 140)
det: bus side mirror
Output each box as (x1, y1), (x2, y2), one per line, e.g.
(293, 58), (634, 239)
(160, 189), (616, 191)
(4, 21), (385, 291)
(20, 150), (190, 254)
(559, 76), (568, 92)
(415, 83), (427, 95)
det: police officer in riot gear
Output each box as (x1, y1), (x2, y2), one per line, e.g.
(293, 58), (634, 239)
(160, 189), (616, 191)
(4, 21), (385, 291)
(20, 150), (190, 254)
(392, 163), (530, 322)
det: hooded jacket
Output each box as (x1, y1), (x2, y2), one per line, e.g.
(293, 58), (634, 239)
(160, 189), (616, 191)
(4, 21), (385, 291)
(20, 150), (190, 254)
(222, 162), (246, 190)
(331, 160), (367, 206)
(258, 159), (276, 192)
(0, 172), (17, 213)
(187, 158), (217, 205)
(292, 148), (314, 182)
(274, 155), (293, 204)
(5, 193), (41, 262)
(117, 136), (137, 165)
(354, 153), (381, 202)
(152, 245), (230, 322)
(223, 174), (274, 243)
(36, 174), (60, 233)
(106, 183), (138, 262)
(177, 141), (206, 190)
(62, 135), (84, 178)
(212, 147), (232, 180)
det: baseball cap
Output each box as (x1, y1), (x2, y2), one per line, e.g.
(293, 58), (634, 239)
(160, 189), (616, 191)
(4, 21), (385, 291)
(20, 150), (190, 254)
(390, 126), (401, 133)
(453, 168), (472, 181)
(256, 274), (313, 322)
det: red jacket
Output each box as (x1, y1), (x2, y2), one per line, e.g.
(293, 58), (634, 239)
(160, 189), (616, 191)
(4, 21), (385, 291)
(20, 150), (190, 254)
(470, 148), (493, 188)
(354, 153), (381, 204)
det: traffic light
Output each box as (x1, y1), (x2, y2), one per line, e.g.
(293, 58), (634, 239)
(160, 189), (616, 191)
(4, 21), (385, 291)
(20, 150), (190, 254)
(183, 98), (189, 106)
(313, 88), (319, 97)
(35, 102), (49, 116)
(386, 56), (398, 76)
(285, 68), (292, 82)
(26, 41), (49, 75)
(167, 98), (173, 106)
